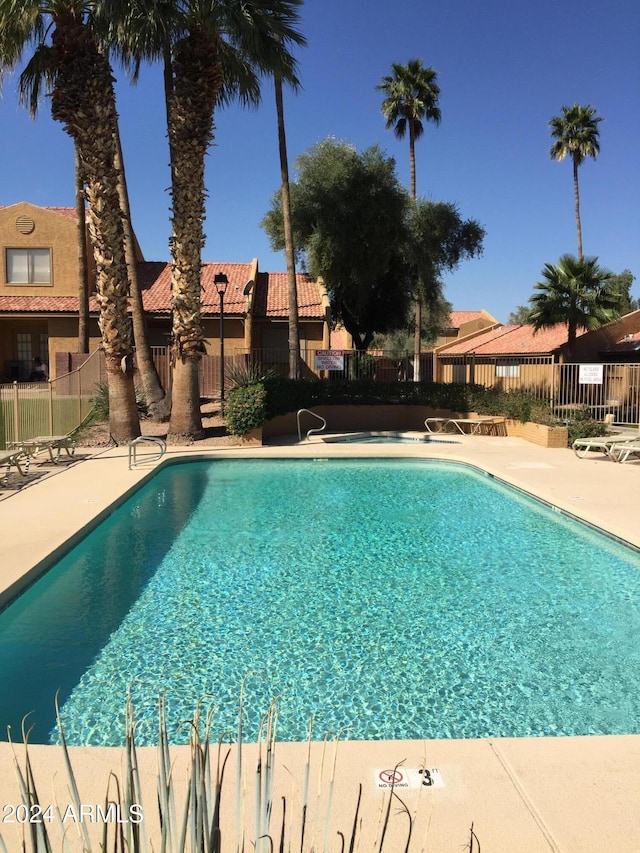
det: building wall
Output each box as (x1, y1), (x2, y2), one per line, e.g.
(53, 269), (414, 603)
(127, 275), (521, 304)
(0, 202), (92, 298)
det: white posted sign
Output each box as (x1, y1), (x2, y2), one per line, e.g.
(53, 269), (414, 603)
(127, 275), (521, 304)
(578, 364), (604, 385)
(315, 350), (344, 371)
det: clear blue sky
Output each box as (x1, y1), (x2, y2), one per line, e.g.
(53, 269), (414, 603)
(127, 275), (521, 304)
(1, 0), (638, 323)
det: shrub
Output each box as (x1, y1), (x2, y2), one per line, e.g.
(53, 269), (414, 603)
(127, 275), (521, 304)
(90, 381), (148, 420)
(566, 407), (609, 445)
(224, 382), (266, 436)
(226, 358), (278, 389)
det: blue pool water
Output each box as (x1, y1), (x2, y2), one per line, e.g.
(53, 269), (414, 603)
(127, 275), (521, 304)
(1, 459), (640, 746)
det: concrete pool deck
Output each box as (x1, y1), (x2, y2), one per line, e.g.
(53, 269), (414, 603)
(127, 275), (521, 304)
(1, 433), (639, 851)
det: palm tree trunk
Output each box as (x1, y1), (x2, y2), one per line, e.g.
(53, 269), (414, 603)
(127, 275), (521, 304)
(75, 145), (90, 354)
(409, 126), (421, 380)
(166, 31), (221, 440)
(275, 67), (300, 379)
(51, 12), (140, 444)
(113, 124), (166, 414)
(573, 156), (583, 260)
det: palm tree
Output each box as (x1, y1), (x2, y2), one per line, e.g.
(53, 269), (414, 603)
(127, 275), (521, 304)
(377, 59), (441, 199)
(0, 0), (140, 443)
(549, 104), (603, 259)
(377, 59), (441, 381)
(274, 35), (304, 379)
(529, 254), (620, 349)
(110, 0), (304, 439)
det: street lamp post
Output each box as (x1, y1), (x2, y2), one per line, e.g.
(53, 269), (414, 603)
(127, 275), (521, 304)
(215, 272), (229, 413)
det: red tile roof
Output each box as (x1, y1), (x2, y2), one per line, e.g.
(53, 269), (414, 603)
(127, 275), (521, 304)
(440, 323), (574, 355)
(0, 262), (326, 320)
(447, 310), (488, 327)
(0, 204), (78, 220)
(253, 271), (325, 319)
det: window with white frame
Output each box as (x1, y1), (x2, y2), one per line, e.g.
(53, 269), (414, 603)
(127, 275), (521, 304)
(6, 248), (52, 284)
(495, 359), (520, 378)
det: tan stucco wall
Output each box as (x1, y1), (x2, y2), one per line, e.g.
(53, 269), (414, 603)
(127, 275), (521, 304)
(0, 202), (91, 297)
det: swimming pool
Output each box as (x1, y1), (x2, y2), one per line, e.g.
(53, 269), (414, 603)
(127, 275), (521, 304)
(321, 431), (459, 444)
(1, 458), (640, 746)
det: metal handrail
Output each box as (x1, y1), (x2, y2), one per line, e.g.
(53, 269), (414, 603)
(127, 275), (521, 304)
(297, 408), (327, 441)
(128, 436), (166, 469)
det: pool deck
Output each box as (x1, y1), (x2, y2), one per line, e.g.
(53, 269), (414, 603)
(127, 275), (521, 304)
(1, 433), (639, 851)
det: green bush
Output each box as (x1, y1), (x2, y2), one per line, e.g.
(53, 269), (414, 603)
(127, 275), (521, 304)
(262, 378), (558, 425)
(90, 381), (149, 420)
(566, 407), (609, 445)
(225, 382), (267, 436)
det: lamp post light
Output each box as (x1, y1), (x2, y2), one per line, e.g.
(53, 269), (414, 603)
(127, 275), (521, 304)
(214, 272), (229, 413)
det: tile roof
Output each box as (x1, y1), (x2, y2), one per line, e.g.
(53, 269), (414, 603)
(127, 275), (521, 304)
(0, 262), (326, 320)
(604, 331), (640, 353)
(0, 204), (77, 220)
(252, 271), (325, 319)
(447, 310), (487, 327)
(440, 323), (574, 355)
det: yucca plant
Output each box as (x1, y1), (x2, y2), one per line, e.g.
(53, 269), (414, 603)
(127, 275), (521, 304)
(2, 690), (479, 852)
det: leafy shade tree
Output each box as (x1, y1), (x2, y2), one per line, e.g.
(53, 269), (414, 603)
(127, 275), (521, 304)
(549, 104), (603, 259)
(262, 139), (413, 350)
(110, 0), (304, 439)
(529, 254), (621, 349)
(608, 270), (638, 314)
(405, 199), (485, 330)
(507, 305), (532, 325)
(0, 0), (140, 443)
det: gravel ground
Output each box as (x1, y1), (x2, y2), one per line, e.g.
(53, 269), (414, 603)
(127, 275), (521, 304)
(76, 400), (243, 448)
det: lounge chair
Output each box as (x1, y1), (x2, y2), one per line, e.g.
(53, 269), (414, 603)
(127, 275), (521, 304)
(572, 434), (639, 459)
(8, 433), (76, 465)
(0, 449), (29, 487)
(425, 416), (504, 436)
(609, 441), (640, 464)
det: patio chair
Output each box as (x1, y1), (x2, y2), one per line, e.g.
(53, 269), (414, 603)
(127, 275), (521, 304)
(572, 434), (639, 459)
(609, 441), (640, 464)
(0, 448), (29, 487)
(8, 433), (77, 465)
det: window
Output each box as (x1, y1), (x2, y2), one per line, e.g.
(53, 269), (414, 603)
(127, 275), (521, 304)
(6, 248), (51, 284)
(496, 360), (520, 378)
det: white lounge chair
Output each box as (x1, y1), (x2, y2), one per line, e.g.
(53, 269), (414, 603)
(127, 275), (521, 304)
(572, 434), (639, 459)
(425, 416), (504, 436)
(609, 441), (640, 464)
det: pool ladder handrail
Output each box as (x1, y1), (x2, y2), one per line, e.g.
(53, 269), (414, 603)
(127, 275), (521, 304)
(128, 436), (167, 469)
(297, 408), (327, 442)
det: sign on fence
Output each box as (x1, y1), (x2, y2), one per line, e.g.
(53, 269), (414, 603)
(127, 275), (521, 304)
(315, 350), (344, 371)
(578, 364), (604, 385)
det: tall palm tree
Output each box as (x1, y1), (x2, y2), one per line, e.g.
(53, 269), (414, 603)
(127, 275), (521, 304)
(74, 143), (90, 353)
(549, 104), (603, 259)
(0, 0), (140, 443)
(377, 58), (441, 380)
(110, 0), (304, 439)
(529, 254), (620, 349)
(377, 59), (441, 199)
(274, 37), (303, 379)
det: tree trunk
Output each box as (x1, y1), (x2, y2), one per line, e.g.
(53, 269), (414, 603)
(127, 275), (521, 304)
(573, 156), (583, 260)
(75, 145), (90, 354)
(409, 128), (421, 380)
(168, 356), (203, 440)
(275, 67), (300, 380)
(166, 31), (220, 440)
(50, 12), (140, 444)
(113, 124), (166, 414)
